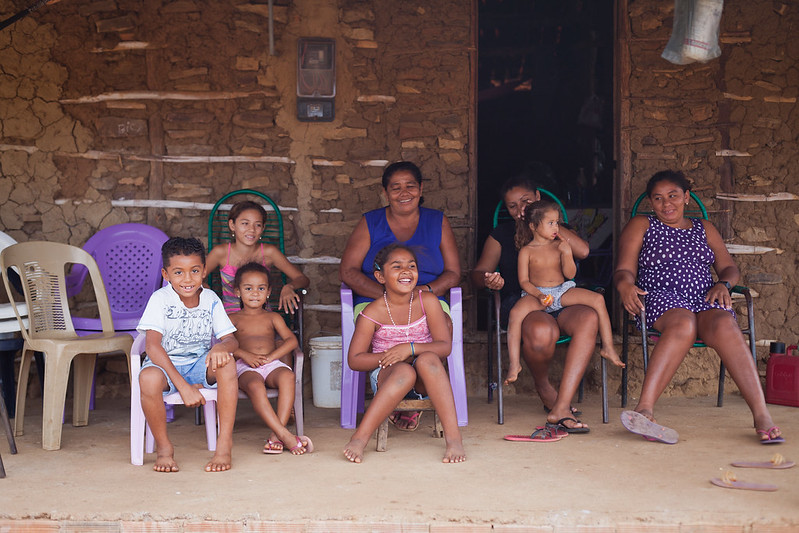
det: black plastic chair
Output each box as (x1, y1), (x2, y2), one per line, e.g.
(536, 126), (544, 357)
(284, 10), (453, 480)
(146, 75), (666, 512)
(619, 192), (757, 408)
(485, 189), (609, 424)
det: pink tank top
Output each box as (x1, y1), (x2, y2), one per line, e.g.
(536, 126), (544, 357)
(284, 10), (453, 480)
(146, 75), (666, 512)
(220, 243), (269, 313)
(358, 290), (433, 353)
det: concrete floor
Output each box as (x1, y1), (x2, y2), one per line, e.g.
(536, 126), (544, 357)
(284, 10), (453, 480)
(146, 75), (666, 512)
(1, 391), (798, 532)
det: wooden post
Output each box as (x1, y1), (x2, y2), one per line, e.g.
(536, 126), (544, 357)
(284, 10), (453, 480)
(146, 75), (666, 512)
(714, 53), (733, 239)
(146, 46), (165, 228)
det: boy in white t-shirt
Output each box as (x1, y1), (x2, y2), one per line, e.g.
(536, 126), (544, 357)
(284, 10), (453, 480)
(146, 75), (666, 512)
(137, 237), (239, 473)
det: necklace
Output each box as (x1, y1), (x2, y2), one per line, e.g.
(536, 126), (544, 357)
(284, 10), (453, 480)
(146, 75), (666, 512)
(384, 289), (414, 336)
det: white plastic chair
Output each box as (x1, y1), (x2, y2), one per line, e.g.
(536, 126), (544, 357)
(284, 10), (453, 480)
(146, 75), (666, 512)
(130, 333), (305, 465)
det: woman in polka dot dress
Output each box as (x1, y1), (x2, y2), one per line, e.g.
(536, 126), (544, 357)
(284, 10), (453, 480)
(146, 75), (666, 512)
(614, 170), (782, 445)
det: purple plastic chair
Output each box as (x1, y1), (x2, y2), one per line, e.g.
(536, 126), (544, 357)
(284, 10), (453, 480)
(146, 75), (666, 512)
(69, 223), (169, 334)
(69, 223), (169, 410)
(339, 283), (468, 429)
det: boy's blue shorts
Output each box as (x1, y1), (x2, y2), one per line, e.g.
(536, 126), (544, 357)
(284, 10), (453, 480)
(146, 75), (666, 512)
(141, 355), (214, 395)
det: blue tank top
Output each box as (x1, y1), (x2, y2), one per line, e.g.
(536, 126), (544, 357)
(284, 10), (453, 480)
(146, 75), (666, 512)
(356, 206), (445, 305)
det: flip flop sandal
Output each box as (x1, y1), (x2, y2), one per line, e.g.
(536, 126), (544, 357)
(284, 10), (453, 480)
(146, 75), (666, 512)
(711, 471), (777, 492)
(504, 426), (562, 442)
(289, 435), (314, 455)
(757, 426), (785, 444)
(543, 405), (582, 417)
(547, 417), (590, 434)
(263, 439), (284, 454)
(620, 410), (677, 444)
(536, 424), (568, 438)
(394, 411), (422, 432)
(732, 453), (795, 469)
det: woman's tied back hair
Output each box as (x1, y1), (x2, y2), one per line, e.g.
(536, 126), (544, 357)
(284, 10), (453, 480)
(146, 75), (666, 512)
(514, 200), (559, 251)
(162, 237), (206, 267)
(646, 169), (692, 197)
(373, 243), (418, 273)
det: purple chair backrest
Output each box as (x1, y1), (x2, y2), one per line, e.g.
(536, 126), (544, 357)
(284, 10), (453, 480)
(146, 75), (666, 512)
(67, 223), (169, 321)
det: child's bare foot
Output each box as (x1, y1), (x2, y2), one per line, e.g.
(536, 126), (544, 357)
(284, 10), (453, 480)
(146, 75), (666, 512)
(600, 346), (626, 368)
(263, 432), (284, 454)
(205, 451), (232, 472)
(503, 363), (522, 385)
(153, 445), (179, 473)
(287, 435), (313, 455)
(343, 437), (367, 463)
(636, 408), (655, 422)
(442, 437), (466, 463)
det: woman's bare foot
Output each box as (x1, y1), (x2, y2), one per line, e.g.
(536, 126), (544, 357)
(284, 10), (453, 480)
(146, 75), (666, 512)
(442, 437), (466, 463)
(343, 437), (367, 463)
(503, 363), (522, 385)
(754, 414), (782, 442)
(600, 346), (626, 368)
(635, 408), (656, 422)
(205, 452), (232, 472)
(546, 408), (589, 430)
(154, 444), (179, 473)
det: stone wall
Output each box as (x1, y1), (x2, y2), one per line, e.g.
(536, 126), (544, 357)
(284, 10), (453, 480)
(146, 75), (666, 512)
(0, 0), (474, 398)
(612, 1), (799, 400)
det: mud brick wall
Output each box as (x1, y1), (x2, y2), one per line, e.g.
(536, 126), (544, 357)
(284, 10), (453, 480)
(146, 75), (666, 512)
(0, 0), (474, 399)
(613, 1), (799, 400)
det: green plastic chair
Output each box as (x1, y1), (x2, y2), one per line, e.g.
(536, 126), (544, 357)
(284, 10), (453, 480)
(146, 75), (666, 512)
(207, 189), (306, 349)
(620, 192), (756, 408)
(485, 188), (610, 424)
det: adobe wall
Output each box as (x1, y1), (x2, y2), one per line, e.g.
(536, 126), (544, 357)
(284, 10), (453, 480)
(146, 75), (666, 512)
(0, 1), (474, 398)
(612, 1), (799, 400)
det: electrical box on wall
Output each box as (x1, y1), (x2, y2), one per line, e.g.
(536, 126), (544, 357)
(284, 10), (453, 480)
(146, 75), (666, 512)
(297, 37), (336, 122)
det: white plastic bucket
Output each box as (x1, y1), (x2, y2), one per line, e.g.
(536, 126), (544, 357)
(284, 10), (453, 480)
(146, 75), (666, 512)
(309, 335), (342, 408)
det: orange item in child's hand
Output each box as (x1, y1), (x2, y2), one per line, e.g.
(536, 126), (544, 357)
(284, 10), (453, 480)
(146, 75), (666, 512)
(542, 294), (554, 307)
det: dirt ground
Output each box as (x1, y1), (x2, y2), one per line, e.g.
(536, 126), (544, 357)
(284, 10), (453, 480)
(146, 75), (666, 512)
(1, 392), (798, 530)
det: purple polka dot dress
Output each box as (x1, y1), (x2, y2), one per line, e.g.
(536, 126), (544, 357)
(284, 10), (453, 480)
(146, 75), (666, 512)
(637, 216), (734, 330)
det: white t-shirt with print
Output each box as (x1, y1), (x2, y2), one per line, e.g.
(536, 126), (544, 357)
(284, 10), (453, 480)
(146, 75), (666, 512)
(137, 285), (236, 365)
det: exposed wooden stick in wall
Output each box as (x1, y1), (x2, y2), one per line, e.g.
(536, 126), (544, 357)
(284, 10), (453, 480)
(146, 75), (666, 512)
(726, 244), (784, 255)
(60, 90), (278, 104)
(53, 150), (294, 164)
(716, 192), (799, 202)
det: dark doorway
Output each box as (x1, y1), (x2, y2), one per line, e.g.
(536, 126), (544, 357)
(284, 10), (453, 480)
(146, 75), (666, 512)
(477, 0), (615, 296)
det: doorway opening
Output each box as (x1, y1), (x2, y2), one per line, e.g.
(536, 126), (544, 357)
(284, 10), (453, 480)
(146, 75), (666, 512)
(476, 0), (616, 327)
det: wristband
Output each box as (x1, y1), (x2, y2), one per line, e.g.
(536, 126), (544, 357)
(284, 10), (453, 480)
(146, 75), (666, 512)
(425, 284), (433, 293)
(410, 342), (415, 356)
(715, 280), (732, 292)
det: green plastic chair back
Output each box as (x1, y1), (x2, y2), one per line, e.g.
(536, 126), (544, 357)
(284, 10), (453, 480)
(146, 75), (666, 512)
(492, 188), (568, 228)
(206, 189), (287, 311)
(490, 187), (571, 345)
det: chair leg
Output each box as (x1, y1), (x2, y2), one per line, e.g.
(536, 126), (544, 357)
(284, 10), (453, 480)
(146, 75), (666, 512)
(0, 350), (17, 417)
(41, 354), (73, 451)
(13, 350), (33, 438)
(0, 392), (16, 454)
(376, 418), (388, 452)
(601, 358), (608, 423)
(621, 320), (629, 408)
(203, 400), (217, 451)
(493, 292), (504, 425)
(72, 353), (95, 427)
(717, 362), (726, 407)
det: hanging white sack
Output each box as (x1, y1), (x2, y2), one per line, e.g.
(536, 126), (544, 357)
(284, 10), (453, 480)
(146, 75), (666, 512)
(662, 0), (724, 65)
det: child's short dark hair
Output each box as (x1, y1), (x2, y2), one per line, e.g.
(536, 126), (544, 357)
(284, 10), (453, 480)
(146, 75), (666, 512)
(162, 237), (206, 267)
(373, 243), (417, 273)
(233, 261), (270, 289)
(515, 200), (559, 250)
(228, 201), (267, 226)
